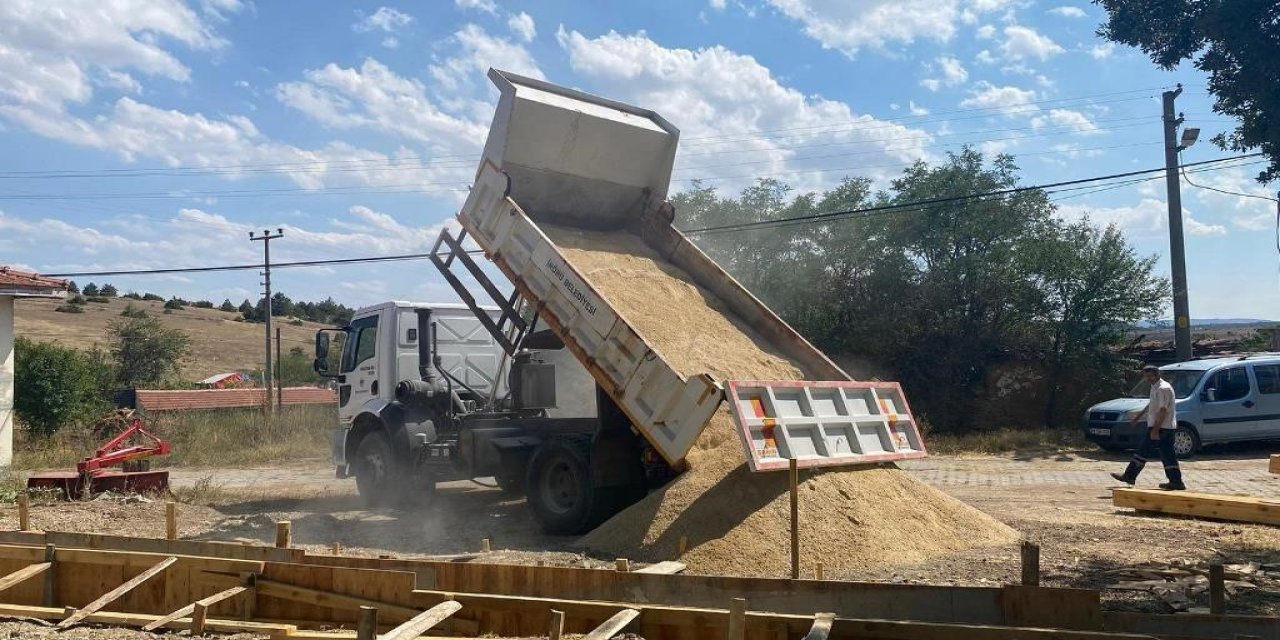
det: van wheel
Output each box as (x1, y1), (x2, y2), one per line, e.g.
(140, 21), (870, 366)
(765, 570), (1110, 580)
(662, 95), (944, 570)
(1172, 425), (1200, 459)
(354, 432), (402, 507)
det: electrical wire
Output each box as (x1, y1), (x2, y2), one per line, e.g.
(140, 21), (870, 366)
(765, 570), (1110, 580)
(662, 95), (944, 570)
(42, 154), (1262, 278)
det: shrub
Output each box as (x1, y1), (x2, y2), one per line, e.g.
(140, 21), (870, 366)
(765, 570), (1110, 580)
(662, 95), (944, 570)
(68, 294), (87, 305)
(119, 303), (148, 319)
(54, 304), (84, 314)
(163, 298), (184, 310)
(13, 337), (112, 435)
(289, 318), (304, 326)
(193, 300), (214, 309)
(218, 299), (237, 313)
(108, 314), (190, 387)
(142, 293), (164, 302)
(85, 296), (110, 303)
(122, 292), (142, 300)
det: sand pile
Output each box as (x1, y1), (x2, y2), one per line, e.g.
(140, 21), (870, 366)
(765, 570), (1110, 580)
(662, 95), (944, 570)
(544, 225), (1019, 577)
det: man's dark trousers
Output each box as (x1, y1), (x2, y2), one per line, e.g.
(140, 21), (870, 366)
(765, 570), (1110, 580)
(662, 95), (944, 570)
(1119, 429), (1183, 485)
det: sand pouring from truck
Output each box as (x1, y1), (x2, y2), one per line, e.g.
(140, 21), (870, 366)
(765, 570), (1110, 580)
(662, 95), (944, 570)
(313, 69), (927, 534)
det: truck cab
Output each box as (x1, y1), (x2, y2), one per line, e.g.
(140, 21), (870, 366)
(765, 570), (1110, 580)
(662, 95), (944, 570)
(316, 302), (505, 482)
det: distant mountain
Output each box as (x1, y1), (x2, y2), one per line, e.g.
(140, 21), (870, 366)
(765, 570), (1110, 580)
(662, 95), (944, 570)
(1136, 318), (1275, 328)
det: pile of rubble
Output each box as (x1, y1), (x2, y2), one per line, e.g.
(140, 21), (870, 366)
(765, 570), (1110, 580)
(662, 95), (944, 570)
(1107, 559), (1276, 612)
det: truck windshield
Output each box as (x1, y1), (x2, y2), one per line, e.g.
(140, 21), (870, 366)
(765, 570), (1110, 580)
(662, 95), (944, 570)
(1127, 369), (1206, 400)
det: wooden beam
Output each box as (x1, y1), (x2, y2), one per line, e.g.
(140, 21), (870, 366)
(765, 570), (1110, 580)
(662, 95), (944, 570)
(1270, 454), (1280, 475)
(548, 609), (565, 640)
(633, 561), (685, 575)
(17, 494), (29, 531)
(1113, 488), (1280, 526)
(381, 601), (463, 640)
(0, 562), (50, 595)
(582, 608), (640, 640)
(727, 598), (746, 640)
(789, 458), (800, 580)
(191, 601), (209, 635)
(275, 521), (292, 548)
(142, 585), (248, 631)
(166, 502), (178, 540)
(1209, 563), (1225, 615)
(356, 606), (378, 640)
(256, 577), (423, 621)
(1020, 541), (1040, 587)
(0, 602), (297, 636)
(803, 613), (835, 640)
(58, 555), (178, 628)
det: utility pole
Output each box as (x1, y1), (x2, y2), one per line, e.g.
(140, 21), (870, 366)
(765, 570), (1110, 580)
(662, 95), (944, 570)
(275, 327), (284, 411)
(1162, 84), (1193, 362)
(250, 228), (284, 412)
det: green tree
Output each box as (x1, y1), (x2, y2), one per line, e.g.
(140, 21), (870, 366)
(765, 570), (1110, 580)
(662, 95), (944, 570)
(1022, 221), (1170, 425)
(66, 281), (79, 294)
(99, 283), (118, 297)
(238, 299), (256, 321)
(13, 337), (111, 434)
(1097, 0), (1280, 183)
(278, 346), (323, 386)
(81, 282), (99, 296)
(107, 315), (190, 388)
(219, 299), (237, 312)
(163, 298), (184, 310)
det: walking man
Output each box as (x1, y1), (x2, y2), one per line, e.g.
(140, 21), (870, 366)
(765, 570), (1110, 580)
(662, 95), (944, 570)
(1111, 365), (1186, 490)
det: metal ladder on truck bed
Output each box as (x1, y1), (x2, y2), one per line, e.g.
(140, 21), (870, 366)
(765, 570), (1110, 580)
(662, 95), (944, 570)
(429, 228), (532, 356)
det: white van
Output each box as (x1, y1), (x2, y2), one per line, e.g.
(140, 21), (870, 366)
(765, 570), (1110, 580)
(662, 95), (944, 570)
(1082, 354), (1280, 457)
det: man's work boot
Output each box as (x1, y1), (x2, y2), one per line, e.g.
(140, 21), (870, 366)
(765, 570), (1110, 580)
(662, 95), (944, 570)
(1158, 482), (1186, 491)
(1110, 472), (1135, 485)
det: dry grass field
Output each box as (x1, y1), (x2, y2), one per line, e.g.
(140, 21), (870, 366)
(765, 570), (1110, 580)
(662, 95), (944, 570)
(13, 297), (331, 380)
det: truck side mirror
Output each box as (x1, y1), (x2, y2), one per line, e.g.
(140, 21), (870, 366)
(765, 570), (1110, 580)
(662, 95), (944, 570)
(314, 332), (334, 377)
(1205, 388), (1217, 402)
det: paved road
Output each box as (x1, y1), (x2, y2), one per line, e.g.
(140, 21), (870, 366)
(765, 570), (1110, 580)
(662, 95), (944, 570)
(167, 452), (1280, 498)
(901, 453), (1279, 497)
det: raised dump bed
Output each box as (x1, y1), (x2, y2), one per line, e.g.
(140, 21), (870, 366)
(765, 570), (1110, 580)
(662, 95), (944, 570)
(453, 69), (925, 469)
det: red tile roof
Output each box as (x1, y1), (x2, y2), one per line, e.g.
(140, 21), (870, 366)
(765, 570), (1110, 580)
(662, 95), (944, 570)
(135, 387), (337, 412)
(0, 267), (67, 293)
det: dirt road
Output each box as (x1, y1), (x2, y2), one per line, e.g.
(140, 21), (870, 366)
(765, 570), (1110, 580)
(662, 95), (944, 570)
(10, 446), (1277, 614)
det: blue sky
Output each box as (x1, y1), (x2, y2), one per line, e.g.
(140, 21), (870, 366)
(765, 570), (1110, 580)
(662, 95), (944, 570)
(0, 0), (1275, 319)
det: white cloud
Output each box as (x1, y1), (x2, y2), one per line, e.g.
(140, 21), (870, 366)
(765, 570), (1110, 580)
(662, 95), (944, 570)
(382, 36), (400, 49)
(1000, 25), (1065, 61)
(97, 69), (142, 94)
(0, 0), (227, 116)
(1183, 166), (1280, 231)
(921, 55), (968, 91)
(1048, 6), (1087, 18)
(353, 7), (413, 34)
(959, 81), (1037, 115)
(764, 0), (1012, 57)
(277, 58), (487, 155)
(975, 49), (999, 65)
(1185, 215), (1228, 236)
(455, 0), (498, 15)
(507, 12), (536, 42)
(976, 24), (996, 39)
(556, 28), (934, 192)
(710, 0), (728, 8)
(908, 100), (929, 116)
(428, 24), (545, 94)
(1059, 198), (1228, 237)
(1030, 108), (1100, 134)
(1088, 42), (1116, 59)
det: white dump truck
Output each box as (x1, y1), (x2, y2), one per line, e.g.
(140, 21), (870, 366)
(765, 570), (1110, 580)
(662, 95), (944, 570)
(315, 70), (927, 534)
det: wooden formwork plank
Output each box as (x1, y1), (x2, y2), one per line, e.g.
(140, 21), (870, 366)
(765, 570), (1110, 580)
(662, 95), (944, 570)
(1270, 454), (1280, 475)
(0, 563), (50, 595)
(582, 608), (640, 640)
(803, 613), (835, 640)
(381, 601), (463, 640)
(407, 589), (1155, 640)
(58, 556), (178, 628)
(1103, 611), (1280, 640)
(1113, 489), (1280, 526)
(634, 561), (686, 575)
(0, 530), (303, 562)
(0, 602), (297, 637)
(256, 578), (422, 621)
(141, 585), (248, 631)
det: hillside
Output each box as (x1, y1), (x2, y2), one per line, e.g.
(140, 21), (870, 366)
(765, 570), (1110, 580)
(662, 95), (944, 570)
(14, 297), (332, 380)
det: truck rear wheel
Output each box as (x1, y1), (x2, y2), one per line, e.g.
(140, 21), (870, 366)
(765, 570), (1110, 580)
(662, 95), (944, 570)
(354, 431), (402, 507)
(526, 438), (609, 535)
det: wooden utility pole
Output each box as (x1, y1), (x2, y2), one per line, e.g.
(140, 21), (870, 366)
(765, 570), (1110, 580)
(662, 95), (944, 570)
(250, 229), (284, 412)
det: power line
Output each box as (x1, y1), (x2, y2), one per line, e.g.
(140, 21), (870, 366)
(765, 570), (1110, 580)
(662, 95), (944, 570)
(683, 154), (1264, 235)
(42, 154), (1261, 279)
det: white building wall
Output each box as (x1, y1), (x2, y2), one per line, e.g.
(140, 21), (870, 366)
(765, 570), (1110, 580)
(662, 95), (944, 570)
(0, 296), (13, 466)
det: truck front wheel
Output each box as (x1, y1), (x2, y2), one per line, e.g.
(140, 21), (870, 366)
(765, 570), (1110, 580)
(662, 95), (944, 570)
(526, 438), (607, 535)
(354, 431), (401, 507)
